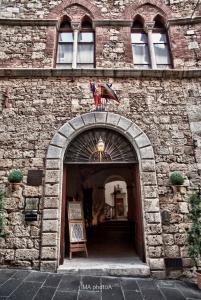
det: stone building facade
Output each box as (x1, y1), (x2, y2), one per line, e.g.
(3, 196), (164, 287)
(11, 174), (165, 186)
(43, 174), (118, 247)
(0, 0), (201, 279)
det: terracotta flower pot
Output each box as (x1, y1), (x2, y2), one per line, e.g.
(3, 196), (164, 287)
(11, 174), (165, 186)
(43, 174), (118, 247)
(196, 270), (201, 289)
(172, 185), (182, 193)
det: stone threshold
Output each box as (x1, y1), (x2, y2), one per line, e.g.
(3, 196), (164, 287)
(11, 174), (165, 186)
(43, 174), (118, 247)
(57, 258), (150, 277)
(0, 68), (201, 79)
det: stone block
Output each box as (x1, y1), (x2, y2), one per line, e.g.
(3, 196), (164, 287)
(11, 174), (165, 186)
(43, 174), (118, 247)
(151, 271), (166, 279)
(41, 247), (57, 259)
(106, 113), (120, 126)
(143, 186), (158, 198)
(142, 172), (157, 185)
(148, 246), (164, 258)
(70, 116), (85, 130)
(146, 212), (161, 224)
(147, 235), (163, 246)
(23, 186), (42, 197)
(43, 209), (59, 220)
(118, 116), (132, 131)
(178, 202), (189, 214)
(141, 160), (156, 172)
(144, 198), (159, 212)
(15, 249), (39, 260)
(126, 124), (141, 139)
(164, 245), (180, 257)
(174, 233), (187, 246)
(45, 183), (60, 197)
(45, 170), (60, 183)
(46, 145), (62, 159)
(145, 224), (162, 234)
(163, 234), (174, 246)
(82, 113), (95, 125)
(43, 197), (59, 208)
(190, 121), (201, 134)
(149, 258), (165, 270)
(46, 159), (61, 170)
(40, 260), (57, 272)
(41, 233), (58, 246)
(140, 146), (155, 159)
(94, 112), (107, 123)
(51, 133), (67, 148)
(42, 220), (58, 232)
(59, 123), (75, 138)
(135, 133), (151, 148)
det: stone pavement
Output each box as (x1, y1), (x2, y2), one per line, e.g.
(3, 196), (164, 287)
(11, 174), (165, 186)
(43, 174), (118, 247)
(0, 269), (201, 300)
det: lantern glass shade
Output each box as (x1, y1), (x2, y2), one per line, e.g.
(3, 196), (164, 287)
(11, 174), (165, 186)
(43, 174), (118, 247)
(96, 137), (105, 152)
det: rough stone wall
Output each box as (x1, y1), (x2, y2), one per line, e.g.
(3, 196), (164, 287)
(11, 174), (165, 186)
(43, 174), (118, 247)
(0, 25), (54, 68)
(0, 0), (199, 19)
(0, 21), (200, 69)
(0, 76), (200, 274)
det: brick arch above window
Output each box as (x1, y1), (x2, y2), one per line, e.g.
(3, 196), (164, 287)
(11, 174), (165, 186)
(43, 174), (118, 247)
(47, 0), (103, 20)
(123, 0), (172, 21)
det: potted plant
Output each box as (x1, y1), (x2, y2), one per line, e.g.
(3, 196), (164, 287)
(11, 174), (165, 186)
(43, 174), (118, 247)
(169, 171), (185, 193)
(187, 192), (201, 289)
(0, 189), (6, 238)
(8, 169), (23, 191)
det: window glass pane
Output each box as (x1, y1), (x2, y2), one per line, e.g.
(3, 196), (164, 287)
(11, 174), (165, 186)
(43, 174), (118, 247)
(152, 33), (167, 43)
(59, 32), (74, 42)
(132, 44), (150, 65)
(77, 44), (94, 64)
(78, 32), (94, 42)
(154, 44), (170, 65)
(131, 33), (147, 43)
(57, 44), (73, 63)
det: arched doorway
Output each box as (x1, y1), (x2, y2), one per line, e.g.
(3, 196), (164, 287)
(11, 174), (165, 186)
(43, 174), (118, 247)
(41, 112), (163, 275)
(62, 127), (144, 263)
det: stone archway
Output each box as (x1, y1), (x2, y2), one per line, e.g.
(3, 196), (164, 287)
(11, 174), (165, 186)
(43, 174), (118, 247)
(41, 112), (164, 276)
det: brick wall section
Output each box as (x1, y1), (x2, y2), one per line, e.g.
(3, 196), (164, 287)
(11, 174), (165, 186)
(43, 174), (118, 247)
(0, 76), (200, 275)
(0, 0), (199, 19)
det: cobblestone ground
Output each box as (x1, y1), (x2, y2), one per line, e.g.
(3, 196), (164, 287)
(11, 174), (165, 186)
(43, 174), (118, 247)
(0, 269), (201, 300)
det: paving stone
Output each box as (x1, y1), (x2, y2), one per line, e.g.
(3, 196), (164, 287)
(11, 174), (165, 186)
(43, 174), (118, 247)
(120, 278), (139, 291)
(80, 276), (101, 292)
(0, 270), (17, 285)
(78, 290), (101, 300)
(58, 275), (80, 292)
(34, 287), (56, 300)
(0, 279), (22, 297)
(8, 281), (42, 300)
(24, 271), (49, 283)
(11, 270), (30, 280)
(175, 281), (201, 299)
(140, 288), (166, 300)
(160, 287), (186, 300)
(102, 288), (124, 300)
(53, 291), (78, 300)
(43, 274), (62, 288)
(137, 278), (156, 289)
(124, 290), (143, 300)
(101, 276), (120, 288)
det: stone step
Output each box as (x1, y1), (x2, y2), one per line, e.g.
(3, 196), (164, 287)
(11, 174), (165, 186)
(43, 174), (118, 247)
(57, 258), (150, 277)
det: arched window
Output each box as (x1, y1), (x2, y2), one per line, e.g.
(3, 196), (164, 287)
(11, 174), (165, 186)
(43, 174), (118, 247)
(152, 17), (171, 69)
(56, 16), (73, 69)
(131, 16), (172, 69)
(77, 16), (95, 68)
(131, 17), (151, 69)
(56, 15), (95, 69)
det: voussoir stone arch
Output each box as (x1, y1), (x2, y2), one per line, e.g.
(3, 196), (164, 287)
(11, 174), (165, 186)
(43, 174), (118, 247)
(41, 112), (164, 275)
(47, 0), (103, 19)
(123, 0), (172, 20)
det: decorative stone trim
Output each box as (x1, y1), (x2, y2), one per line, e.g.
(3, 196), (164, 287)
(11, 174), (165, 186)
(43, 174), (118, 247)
(0, 16), (201, 27)
(41, 112), (164, 274)
(0, 68), (200, 79)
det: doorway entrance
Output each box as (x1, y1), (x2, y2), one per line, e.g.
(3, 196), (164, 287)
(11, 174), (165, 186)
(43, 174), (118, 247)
(59, 127), (145, 269)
